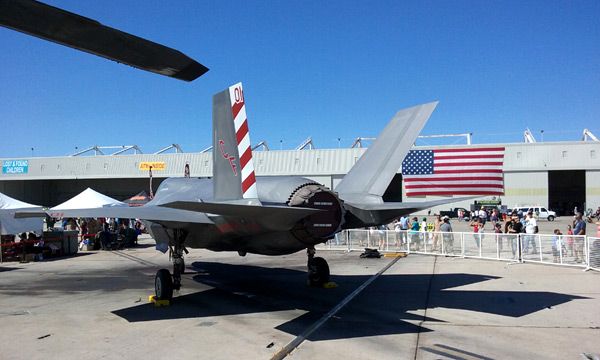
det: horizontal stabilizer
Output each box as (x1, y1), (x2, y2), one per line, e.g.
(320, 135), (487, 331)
(345, 197), (475, 225)
(160, 201), (321, 231)
(161, 201), (320, 218)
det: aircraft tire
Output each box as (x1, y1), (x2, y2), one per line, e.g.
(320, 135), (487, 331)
(155, 268), (173, 301)
(308, 257), (330, 287)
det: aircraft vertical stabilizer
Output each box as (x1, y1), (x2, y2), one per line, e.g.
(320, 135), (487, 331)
(212, 82), (258, 201)
(335, 102), (438, 204)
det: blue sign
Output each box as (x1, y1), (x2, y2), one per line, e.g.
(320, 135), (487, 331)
(2, 160), (29, 174)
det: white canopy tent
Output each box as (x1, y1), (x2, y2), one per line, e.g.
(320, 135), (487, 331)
(0, 192), (44, 235)
(50, 187), (126, 211)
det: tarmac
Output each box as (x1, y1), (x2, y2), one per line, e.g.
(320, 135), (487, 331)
(0, 234), (598, 360)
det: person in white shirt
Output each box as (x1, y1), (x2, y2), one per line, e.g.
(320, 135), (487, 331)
(478, 208), (488, 229)
(524, 211), (538, 254)
(399, 216), (409, 245)
(394, 219), (402, 247)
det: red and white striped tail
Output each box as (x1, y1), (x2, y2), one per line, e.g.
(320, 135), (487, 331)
(228, 82), (257, 198)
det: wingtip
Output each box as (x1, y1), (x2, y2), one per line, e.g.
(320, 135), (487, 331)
(174, 61), (209, 82)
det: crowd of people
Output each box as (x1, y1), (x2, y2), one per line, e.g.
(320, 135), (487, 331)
(365, 206), (599, 264)
(48, 216), (143, 251)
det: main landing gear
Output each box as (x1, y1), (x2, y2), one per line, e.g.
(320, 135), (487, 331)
(307, 247), (330, 287)
(154, 229), (188, 301)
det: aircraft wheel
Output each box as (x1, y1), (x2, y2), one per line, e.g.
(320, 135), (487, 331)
(155, 269), (173, 301)
(308, 257), (330, 287)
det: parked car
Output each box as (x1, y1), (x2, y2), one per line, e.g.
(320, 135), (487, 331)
(511, 206), (557, 221)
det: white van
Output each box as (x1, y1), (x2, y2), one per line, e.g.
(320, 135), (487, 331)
(512, 206), (557, 221)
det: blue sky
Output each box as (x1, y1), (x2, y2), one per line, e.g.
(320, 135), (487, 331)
(1, 0), (599, 157)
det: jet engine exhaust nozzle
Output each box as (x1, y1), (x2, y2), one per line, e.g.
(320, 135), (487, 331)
(287, 184), (344, 245)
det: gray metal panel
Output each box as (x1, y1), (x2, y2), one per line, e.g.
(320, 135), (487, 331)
(212, 88), (242, 201)
(1, 142), (599, 181)
(502, 142), (600, 171)
(253, 148), (365, 175)
(0, 153), (213, 180)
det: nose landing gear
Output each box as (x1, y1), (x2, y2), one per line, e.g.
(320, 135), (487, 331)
(154, 229), (188, 301)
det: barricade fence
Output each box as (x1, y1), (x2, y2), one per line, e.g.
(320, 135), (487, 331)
(318, 230), (600, 272)
(589, 237), (600, 272)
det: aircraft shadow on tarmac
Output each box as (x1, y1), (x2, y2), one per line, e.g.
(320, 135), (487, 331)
(41, 252), (95, 262)
(0, 266), (22, 272)
(112, 261), (587, 341)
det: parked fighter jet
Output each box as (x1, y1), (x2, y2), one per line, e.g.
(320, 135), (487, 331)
(31, 82), (453, 300)
(4, 1), (459, 301)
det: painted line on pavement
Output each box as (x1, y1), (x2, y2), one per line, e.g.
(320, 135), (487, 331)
(270, 256), (402, 360)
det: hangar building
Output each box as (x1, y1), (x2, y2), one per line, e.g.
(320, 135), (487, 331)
(1, 141), (599, 216)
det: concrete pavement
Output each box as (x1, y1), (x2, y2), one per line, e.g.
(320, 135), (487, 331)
(0, 236), (598, 359)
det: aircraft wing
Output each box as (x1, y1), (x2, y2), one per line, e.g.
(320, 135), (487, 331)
(0, 0), (208, 81)
(16, 205), (213, 225)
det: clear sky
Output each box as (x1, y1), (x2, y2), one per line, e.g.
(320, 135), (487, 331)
(1, 0), (599, 158)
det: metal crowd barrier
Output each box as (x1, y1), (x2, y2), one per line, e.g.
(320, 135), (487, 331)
(589, 237), (600, 272)
(318, 230), (600, 272)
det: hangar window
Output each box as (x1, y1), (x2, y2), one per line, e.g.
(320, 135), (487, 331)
(562, 151), (567, 158)
(40, 164), (45, 172)
(294, 158), (300, 166)
(316, 157), (321, 166)
(103, 163), (108, 170)
(591, 150), (597, 159)
(516, 152), (521, 159)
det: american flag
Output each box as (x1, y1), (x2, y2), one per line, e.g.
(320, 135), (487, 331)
(401, 147), (505, 196)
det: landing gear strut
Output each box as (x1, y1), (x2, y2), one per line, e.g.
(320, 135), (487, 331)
(307, 247), (330, 287)
(154, 229), (188, 301)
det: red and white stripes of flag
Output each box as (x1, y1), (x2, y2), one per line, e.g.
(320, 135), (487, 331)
(403, 147), (505, 196)
(229, 83), (257, 198)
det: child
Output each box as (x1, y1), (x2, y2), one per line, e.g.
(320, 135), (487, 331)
(470, 218), (482, 248)
(552, 229), (563, 263)
(566, 224), (574, 256)
(494, 222), (503, 251)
